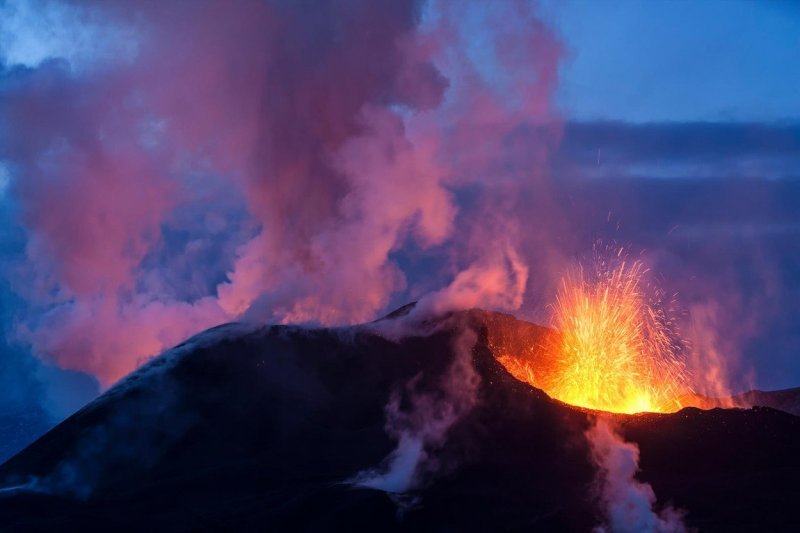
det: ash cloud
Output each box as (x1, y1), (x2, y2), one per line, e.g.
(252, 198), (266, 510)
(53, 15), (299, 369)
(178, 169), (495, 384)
(0, 0), (563, 389)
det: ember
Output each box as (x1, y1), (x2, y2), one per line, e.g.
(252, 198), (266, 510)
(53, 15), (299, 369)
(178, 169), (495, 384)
(500, 252), (691, 414)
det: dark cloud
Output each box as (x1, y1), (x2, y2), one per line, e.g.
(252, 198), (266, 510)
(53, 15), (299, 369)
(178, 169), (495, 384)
(556, 121), (800, 179)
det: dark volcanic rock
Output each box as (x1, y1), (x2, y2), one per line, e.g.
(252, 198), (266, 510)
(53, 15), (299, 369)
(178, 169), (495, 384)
(731, 387), (800, 417)
(0, 309), (797, 532)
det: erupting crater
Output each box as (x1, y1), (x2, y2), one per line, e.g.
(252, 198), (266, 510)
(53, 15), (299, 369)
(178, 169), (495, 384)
(496, 256), (692, 414)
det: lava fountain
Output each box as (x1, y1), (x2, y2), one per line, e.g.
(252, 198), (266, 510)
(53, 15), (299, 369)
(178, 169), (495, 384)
(499, 254), (691, 414)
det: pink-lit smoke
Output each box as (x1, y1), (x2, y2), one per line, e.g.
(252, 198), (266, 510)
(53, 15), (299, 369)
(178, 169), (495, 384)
(1, 0), (562, 386)
(586, 418), (688, 533)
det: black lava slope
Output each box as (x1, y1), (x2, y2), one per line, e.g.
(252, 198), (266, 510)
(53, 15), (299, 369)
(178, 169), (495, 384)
(0, 309), (798, 532)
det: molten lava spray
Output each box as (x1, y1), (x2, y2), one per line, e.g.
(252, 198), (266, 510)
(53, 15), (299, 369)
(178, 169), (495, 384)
(501, 252), (691, 414)
(546, 258), (688, 413)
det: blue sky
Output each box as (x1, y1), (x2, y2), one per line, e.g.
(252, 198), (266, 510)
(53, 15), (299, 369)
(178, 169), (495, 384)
(544, 0), (800, 122)
(3, 0), (800, 123)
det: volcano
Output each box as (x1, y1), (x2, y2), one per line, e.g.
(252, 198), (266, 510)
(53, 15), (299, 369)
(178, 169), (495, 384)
(0, 307), (798, 531)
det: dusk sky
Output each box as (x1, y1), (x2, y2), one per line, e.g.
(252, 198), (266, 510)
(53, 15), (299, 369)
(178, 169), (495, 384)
(1, 0), (799, 462)
(547, 0), (800, 122)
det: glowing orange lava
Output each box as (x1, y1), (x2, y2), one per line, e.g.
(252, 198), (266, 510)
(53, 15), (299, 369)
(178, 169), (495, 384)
(501, 256), (691, 414)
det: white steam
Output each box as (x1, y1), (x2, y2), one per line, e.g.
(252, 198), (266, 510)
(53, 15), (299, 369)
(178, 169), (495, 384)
(350, 328), (479, 496)
(586, 417), (688, 533)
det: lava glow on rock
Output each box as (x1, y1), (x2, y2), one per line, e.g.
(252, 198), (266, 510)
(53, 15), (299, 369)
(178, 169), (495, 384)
(498, 255), (691, 414)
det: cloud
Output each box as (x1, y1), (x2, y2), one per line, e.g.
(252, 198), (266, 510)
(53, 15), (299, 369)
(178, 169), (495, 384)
(556, 121), (800, 179)
(0, 0), (564, 388)
(0, 0), (139, 71)
(0, 162), (9, 196)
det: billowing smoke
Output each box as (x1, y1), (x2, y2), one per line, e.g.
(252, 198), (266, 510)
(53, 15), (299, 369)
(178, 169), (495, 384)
(586, 417), (688, 533)
(350, 327), (478, 499)
(0, 0), (562, 387)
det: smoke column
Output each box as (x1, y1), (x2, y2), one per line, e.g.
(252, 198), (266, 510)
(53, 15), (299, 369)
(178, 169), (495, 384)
(0, 0), (563, 387)
(586, 417), (688, 533)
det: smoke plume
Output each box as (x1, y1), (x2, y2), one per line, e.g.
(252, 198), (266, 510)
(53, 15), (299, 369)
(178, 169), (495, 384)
(586, 417), (688, 533)
(0, 0), (563, 387)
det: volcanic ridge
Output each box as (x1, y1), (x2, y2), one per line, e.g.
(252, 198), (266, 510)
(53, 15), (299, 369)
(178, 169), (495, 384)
(0, 307), (798, 531)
